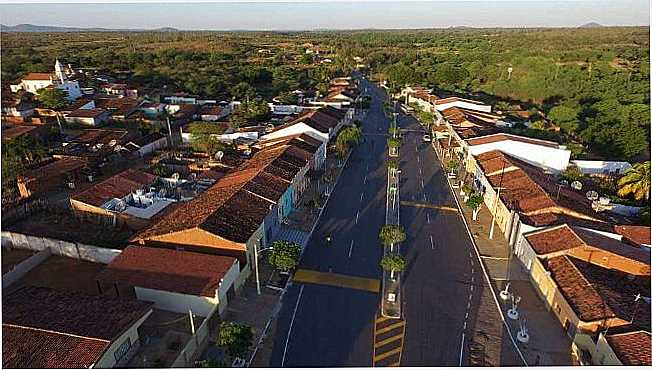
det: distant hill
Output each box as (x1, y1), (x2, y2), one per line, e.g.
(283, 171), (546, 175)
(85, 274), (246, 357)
(0, 23), (180, 32)
(579, 22), (604, 28)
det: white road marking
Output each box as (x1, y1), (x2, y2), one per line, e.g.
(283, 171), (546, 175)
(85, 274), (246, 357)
(421, 179), (424, 188)
(363, 175), (367, 184)
(419, 168), (422, 176)
(467, 301), (471, 310)
(360, 193), (364, 202)
(469, 294), (473, 301)
(430, 235), (435, 250)
(427, 213), (430, 224)
(459, 333), (465, 366)
(465, 312), (469, 319)
(282, 285), (304, 367)
(348, 240), (354, 258)
(463, 321), (467, 330)
(417, 156), (420, 163)
(470, 285), (474, 292)
(471, 275), (475, 283)
(356, 210), (360, 224)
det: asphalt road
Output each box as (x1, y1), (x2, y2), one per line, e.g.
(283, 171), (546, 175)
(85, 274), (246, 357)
(269, 77), (390, 367)
(270, 77), (520, 367)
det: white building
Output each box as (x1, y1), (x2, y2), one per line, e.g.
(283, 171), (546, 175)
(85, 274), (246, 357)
(434, 97), (492, 113)
(570, 160), (632, 176)
(464, 133), (571, 172)
(10, 60), (82, 101)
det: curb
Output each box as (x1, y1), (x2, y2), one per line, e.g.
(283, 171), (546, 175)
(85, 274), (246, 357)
(435, 149), (529, 366)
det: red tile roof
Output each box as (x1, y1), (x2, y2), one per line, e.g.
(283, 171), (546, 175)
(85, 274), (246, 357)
(435, 96), (485, 105)
(66, 108), (108, 119)
(525, 225), (586, 255)
(476, 150), (599, 219)
(72, 169), (157, 207)
(3, 324), (110, 369)
(546, 256), (650, 323)
(441, 106), (501, 127)
(606, 331), (652, 365)
(275, 108), (340, 134)
(200, 105), (223, 116)
(526, 224), (650, 264)
(466, 133), (560, 148)
(615, 225), (652, 246)
(1, 125), (38, 141)
(97, 246), (237, 297)
(20, 158), (87, 182)
(134, 143), (312, 244)
(72, 129), (128, 144)
(3, 286), (152, 341)
(23, 72), (53, 81)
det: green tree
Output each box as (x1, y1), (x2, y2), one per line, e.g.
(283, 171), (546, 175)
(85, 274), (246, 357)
(446, 159), (460, 175)
(36, 88), (68, 110)
(617, 162), (650, 201)
(465, 193), (484, 221)
(337, 126), (363, 147)
(216, 322), (253, 359)
(560, 165), (584, 182)
(267, 240), (301, 271)
(380, 253), (407, 280)
(548, 104), (580, 134)
(187, 122), (227, 157)
(379, 224), (406, 246)
(419, 111), (434, 127)
(231, 82), (256, 100)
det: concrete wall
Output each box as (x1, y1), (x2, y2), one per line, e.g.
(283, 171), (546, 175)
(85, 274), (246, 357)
(137, 137), (168, 157)
(2, 247), (51, 287)
(94, 309), (153, 368)
(435, 100), (492, 113)
(468, 140), (571, 172)
(261, 122), (328, 142)
(216, 259), (241, 315)
(571, 160), (631, 175)
(171, 307), (212, 368)
(1, 231), (121, 264)
(134, 287), (219, 317)
(593, 333), (623, 365)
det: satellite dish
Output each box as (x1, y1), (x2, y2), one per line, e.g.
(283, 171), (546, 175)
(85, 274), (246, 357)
(571, 181), (583, 190)
(586, 190), (599, 201)
(599, 196), (611, 206)
(171, 172), (180, 180)
(215, 151), (224, 161)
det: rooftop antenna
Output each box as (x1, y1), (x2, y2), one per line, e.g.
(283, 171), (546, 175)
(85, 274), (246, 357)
(215, 151), (224, 162)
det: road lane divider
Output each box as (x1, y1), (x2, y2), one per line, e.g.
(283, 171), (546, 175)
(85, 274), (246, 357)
(373, 312), (406, 367)
(399, 200), (458, 212)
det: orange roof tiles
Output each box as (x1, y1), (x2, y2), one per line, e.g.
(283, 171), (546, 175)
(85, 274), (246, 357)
(606, 331), (652, 365)
(20, 158), (87, 182)
(97, 246), (237, 297)
(23, 72), (52, 81)
(72, 169), (157, 207)
(2, 324), (110, 369)
(615, 225), (651, 246)
(546, 256), (650, 323)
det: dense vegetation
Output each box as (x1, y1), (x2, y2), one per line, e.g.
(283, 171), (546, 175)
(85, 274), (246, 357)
(1, 27), (649, 162)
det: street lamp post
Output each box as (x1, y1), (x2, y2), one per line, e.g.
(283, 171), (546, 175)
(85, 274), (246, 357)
(253, 244), (275, 295)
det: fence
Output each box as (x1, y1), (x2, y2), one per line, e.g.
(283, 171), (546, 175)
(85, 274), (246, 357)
(1, 231), (122, 264)
(1, 197), (49, 224)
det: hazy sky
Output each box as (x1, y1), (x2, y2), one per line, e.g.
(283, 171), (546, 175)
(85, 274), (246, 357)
(0, 0), (649, 30)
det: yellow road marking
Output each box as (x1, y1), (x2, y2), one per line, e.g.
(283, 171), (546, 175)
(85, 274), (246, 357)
(374, 333), (403, 348)
(374, 347), (402, 362)
(387, 362), (401, 367)
(375, 321), (405, 335)
(400, 200), (458, 212)
(375, 316), (391, 324)
(293, 269), (380, 292)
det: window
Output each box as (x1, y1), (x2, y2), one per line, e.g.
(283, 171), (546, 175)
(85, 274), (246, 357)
(114, 337), (132, 362)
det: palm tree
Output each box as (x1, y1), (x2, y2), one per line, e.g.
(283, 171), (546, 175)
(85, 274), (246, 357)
(617, 162), (650, 201)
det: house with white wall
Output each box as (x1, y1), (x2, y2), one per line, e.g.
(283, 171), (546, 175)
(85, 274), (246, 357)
(3, 285), (153, 368)
(10, 60), (82, 101)
(97, 246), (242, 317)
(434, 97), (492, 113)
(570, 160), (632, 176)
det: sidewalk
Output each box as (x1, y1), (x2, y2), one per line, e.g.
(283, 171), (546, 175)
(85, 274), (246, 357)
(456, 202), (575, 365)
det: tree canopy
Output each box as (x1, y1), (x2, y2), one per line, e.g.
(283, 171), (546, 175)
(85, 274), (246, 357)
(267, 240), (302, 271)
